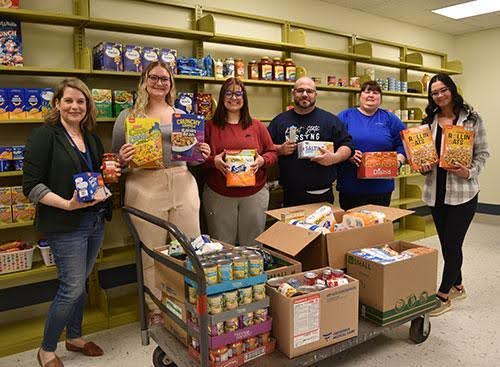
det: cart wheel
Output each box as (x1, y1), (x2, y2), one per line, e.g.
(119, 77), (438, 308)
(409, 316), (431, 344)
(152, 346), (176, 367)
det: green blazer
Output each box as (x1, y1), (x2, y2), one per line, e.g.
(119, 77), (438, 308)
(22, 122), (112, 233)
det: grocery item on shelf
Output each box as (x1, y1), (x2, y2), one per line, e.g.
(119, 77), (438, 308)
(0, 145), (24, 172)
(214, 58), (223, 78)
(0, 18), (23, 66)
(225, 149), (256, 187)
(171, 113), (205, 161)
(0, 88), (7, 119)
(234, 58), (244, 79)
(0, 187), (10, 206)
(112, 90), (134, 117)
(160, 48), (177, 74)
(0, 88), (53, 120)
(93, 42), (123, 71)
(122, 44), (142, 72)
(141, 46), (159, 69)
(247, 59), (258, 80)
(37, 239), (56, 267)
(7, 88), (25, 119)
(439, 125), (474, 169)
(0, 0), (20, 8)
(125, 117), (163, 168)
(11, 203), (35, 223)
(349, 76), (360, 88)
(0, 205), (12, 225)
(0, 241), (35, 275)
(195, 92), (214, 119)
(177, 56), (204, 76)
(311, 76), (321, 85)
(401, 125), (438, 170)
(297, 141), (334, 159)
(175, 92), (194, 113)
(223, 57), (234, 78)
(327, 75), (337, 86)
(91, 89), (112, 118)
(284, 58), (296, 82)
(357, 151), (398, 179)
(272, 57), (284, 81)
(258, 56), (272, 81)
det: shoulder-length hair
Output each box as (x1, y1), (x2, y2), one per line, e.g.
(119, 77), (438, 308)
(131, 60), (177, 118)
(212, 77), (252, 129)
(45, 78), (97, 130)
(359, 80), (383, 103)
(423, 73), (471, 124)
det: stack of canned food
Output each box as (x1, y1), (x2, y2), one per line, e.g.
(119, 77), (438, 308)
(267, 268), (348, 297)
(375, 77), (408, 93)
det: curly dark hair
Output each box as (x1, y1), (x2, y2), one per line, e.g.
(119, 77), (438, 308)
(423, 73), (472, 125)
(212, 77), (252, 129)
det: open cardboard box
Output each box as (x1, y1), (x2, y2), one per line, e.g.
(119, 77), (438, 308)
(346, 240), (438, 326)
(256, 203), (413, 270)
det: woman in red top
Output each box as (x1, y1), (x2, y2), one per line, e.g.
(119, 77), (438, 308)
(204, 78), (277, 246)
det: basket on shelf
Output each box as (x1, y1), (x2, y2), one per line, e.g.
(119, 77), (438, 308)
(38, 245), (56, 267)
(0, 246), (35, 274)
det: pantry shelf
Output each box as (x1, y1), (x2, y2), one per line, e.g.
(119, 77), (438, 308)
(293, 46), (369, 62)
(210, 33), (304, 52)
(0, 8), (87, 27)
(96, 245), (136, 271)
(0, 171), (23, 177)
(0, 261), (57, 290)
(0, 66), (87, 76)
(0, 221), (33, 230)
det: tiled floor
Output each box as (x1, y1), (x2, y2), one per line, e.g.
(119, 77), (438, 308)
(1, 214), (498, 367)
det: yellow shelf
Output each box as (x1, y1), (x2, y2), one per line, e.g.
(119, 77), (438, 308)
(0, 8), (87, 27)
(108, 293), (139, 328)
(0, 66), (87, 76)
(316, 85), (360, 93)
(0, 261), (57, 290)
(390, 197), (423, 207)
(397, 173), (422, 179)
(210, 33), (304, 52)
(0, 171), (23, 177)
(0, 221), (33, 230)
(402, 119), (423, 124)
(96, 245), (135, 271)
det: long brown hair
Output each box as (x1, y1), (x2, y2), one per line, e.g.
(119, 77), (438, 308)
(45, 78), (97, 130)
(213, 77), (252, 129)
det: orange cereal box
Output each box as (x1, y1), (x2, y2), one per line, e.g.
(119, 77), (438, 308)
(225, 149), (256, 187)
(10, 186), (29, 204)
(357, 151), (398, 179)
(0, 205), (12, 225)
(125, 116), (164, 168)
(439, 125), (474, 169)
(0, 187), (12, 206)
(401, 125), (438, 171)
(12, 203), (35, 223)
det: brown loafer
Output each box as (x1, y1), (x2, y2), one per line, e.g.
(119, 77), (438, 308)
(65, 341), (103, 357)
(37, 349), (64, 367)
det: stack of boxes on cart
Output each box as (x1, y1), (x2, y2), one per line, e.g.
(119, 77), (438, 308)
(154, 202), (438, 363)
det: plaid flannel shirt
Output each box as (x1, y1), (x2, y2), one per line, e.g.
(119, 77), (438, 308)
(423, 109), (490, 206)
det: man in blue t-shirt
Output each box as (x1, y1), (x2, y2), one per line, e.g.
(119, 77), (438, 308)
(268, 77), (354, 207)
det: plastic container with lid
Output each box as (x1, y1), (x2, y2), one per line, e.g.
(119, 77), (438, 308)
(248, 60), (259, 80)
(259, 56), (273, 80)
(284, 58), (296, 82)
(272, 57), (284, 81)
(235, 58), (245, 79)
(214, 59), (223, 78)
(223, 57), (235, 78)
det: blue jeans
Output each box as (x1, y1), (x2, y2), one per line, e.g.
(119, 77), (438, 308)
(42, 210), (105, 352)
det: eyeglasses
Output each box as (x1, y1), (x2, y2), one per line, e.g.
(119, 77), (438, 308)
(147, 75), (171, 84)
(293, 88), (317, 95)
(224, 90), (244, 99)
(430, 87), (449, 98)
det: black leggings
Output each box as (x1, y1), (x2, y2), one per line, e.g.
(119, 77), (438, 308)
(339, 192), (392, 211)
(431, 195), (478, 294)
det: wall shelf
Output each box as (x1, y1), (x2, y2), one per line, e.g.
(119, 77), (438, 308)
(0, 221), (33, 230)
(0, 171), (23, 177)
(0, 66), (87, 76)
(0, 8), (87, 27)
(0, 261), (57, 290)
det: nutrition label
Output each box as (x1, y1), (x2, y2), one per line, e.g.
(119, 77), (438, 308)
(293, 294), (320, 348)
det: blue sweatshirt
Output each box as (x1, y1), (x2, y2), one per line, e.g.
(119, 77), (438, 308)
(268, 108), (354, 191)
(336, 108), (406, 194)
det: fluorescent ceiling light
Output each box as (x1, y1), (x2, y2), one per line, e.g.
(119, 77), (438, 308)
(432, 0), (500, 19)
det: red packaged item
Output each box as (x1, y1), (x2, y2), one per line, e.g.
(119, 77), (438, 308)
(0, 0), (20, 8)
(357, 151), (398, 179)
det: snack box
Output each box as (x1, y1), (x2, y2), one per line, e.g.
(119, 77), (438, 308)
(12, 144), (24, 160)
(112, 90), (134, 117)
(25, 89), (43, 119)
(12, 203), (35, 223)
(0, 0), (20, 8)
(93, 42), (123, 71)
(357, 151), (398, 179)
(73, 172), (111, 203)
(400, 125), (438, 171)
(125, 117), (163, 168)
(297, 141), (334, 159)
(0, 205), (12, 225)
(175, 92), (194, 114)
(160, 48), (177, 74)
(0, 146), (12, 160)
(92, 89), (112, 118)
(40, 88), (54, 116)
(0, 159), (12, 172)
(0, 89), (8, 119)
(195, 93), (213, 119)
(141, 47), (159, 69)
(225, 149), (255, 187)
(0, 187), (11, 206)
(0, 19), (23, 66)
(171, 113), (205, 161)
(7, 88), (26, 119)
(122, 44), (143, 73)
(11, 185), (29, 204)
(439, 125), (474, 169)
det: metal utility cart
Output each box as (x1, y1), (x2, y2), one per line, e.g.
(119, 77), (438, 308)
(123, 206), (437, 367)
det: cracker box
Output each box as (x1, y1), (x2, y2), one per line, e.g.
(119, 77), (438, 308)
(141, 47), (159, 69)
(12, 203), (35, 223)
(112, 90), (134, 117)
(11, 185), (29, 204)
(0, 187), (11, 206)
(125, 117), (163, 168)
(0, 0), (19, 8)
(7, 88), (26, 119)
(11, 145), (24, 160)
(0, 89), (8, 119)
(297, 141), (334, 159)
(439, 125), (474, 169)
(0, 159), (12, 172)
(0, 205), (12, 225)
(0, 146), (12, 160)
(25, 89), (43, 119)
(160, 48), (177, 74)
(357, 151), (398, 179)
(122, 44), (142, 73)
(92, 89), (112, 118)
(0, 19), (23, 66)
(73, 172), (111, 203)
(40, 88), (54, 116)
(225, 149), (256, 187)
(93, 42), (123, 71)
(401, 125), (438, 171)
(195, 92), (213, 119)
(171, 113), (204, 161)
(175, 92), (194, 114)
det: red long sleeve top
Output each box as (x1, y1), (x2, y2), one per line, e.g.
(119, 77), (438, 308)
(204, 119), (277, 197)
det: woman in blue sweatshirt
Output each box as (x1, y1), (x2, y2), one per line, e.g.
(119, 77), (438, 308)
(336, 81), (406, 210)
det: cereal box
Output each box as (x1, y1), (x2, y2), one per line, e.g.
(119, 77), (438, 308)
(40, 88), (54, 116)
(297, 141), (334, 159)
(0, 0), (20, 8)
(357, 151), (398, 179)
(93, 42), (123, 71)
(0, 146), (12, 160)
(171, 113), (204, 161)
(439, 125), (474, 169)
(141, 47), (159, 69)
(0, 187), (11, 206)
(175, 92), (194, 114)
(0, 205), (12, 225)
(11, 186), (28, 204)
(92, 89), (112, 118)
(12, 203), (35, 223)
(0, 89), (8, 119)
(225, 149), (256, 187)
(160, 48), (177, 74)
(25, 89), (43, 119)
(401, 125), (438, 171)
(0, 159), (12, 171)
(11, 145), (24, 160)
(7, 88), (26, 119)
(195, 93), (213, 119)
(125, 117), (163, 168)
(123, 44), (142, 73)
(73, 172), (111, 203)
(0, 19), (23, 66)
(113, 90), (134, 117)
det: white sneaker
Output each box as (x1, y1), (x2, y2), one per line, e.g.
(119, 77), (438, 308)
(429, 298), (452, 317)
(449, 286), (467, 301)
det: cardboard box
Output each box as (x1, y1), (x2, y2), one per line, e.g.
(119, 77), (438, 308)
(257, 204), (412, 270)
(163, 313), (188, 346)
(357, 151), (398, 179)
(265, 247), (302, 279)
(346, 241), (438, 326)
(267, 269), (359, 358)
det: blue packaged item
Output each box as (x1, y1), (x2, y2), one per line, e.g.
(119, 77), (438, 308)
(0, 160), (11, 171)
(174, 92), (194, 114)
(73, 172), (111, 202)
(176, 57), (203, 76)
(123, 44), (142, 73)
(203, 55), (214, 77)
(0, 146), (12, 160)
(141, 47), (159, 69)
(0, 19), (23, 66)
(160, 48), (177, 74)
(12, 145), (25, 160)
(0, 89), (8, 119)
(40, 88), (54, 116)
(93, 42), (123, 71)
(171, 113), (205, 162)
(7, 88), (25, 119)
(12, 159), (23, 171)
(38, 239), (49, 247)
(25, 89), (43, 119)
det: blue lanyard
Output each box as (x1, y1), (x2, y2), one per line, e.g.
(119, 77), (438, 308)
(63, 129), (93, 171)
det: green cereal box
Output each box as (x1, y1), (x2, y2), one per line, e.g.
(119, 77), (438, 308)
(113, 90), (134, 117)
(92, 89), (112, 118)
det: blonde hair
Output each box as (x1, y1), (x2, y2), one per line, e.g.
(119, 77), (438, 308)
(45, 78), (97, 130)
(131, 61), (176, 118)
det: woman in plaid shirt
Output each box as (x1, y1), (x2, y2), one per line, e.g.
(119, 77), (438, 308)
(420, 73), (489, 317)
